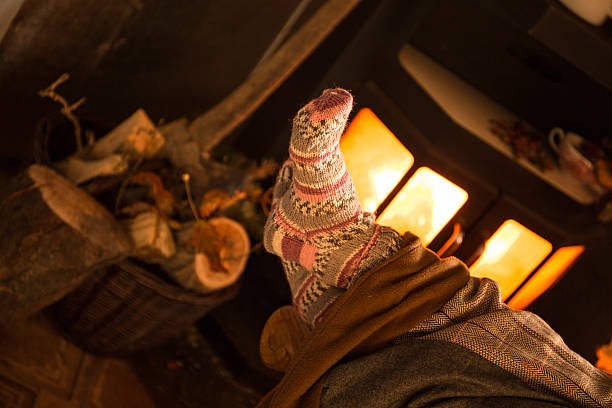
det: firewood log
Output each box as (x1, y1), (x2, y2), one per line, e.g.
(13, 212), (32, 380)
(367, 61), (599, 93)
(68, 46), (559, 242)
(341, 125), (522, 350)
(121, 210), (176, 261)
(159, 118), (202, 170)
(0, 165), (132, 322)
(88, 109), (164, 160)
(161, 218), (249, 294)
(54, 153), (129, 185)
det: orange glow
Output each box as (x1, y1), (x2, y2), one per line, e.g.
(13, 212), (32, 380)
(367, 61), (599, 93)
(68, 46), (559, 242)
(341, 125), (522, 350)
(470, 220), (553, 300)
(377, 167), (468, 245)
(340, 108), (414, 213)
(508, 245), (584, 310)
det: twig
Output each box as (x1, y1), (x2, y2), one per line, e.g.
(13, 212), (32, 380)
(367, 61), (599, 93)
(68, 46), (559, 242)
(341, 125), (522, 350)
(151, 209), (162, 245)
(0, 183), (39, 213)
(114, 177), (131, 214)
(38, 73), (86, 152)
(250, 241), (263, 254)
(182, 173), (201, 221)
(260, 186), (274, 216)
(114, 155), (145, 213)
(85, 130), (95, 147)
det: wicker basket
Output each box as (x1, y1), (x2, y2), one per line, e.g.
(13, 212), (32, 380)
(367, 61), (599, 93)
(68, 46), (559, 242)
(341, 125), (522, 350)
(50, 260), (240, 356)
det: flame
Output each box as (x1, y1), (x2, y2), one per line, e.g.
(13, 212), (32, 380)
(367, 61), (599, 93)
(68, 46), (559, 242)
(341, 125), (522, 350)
(364, 168), (405, 212)
(477, 225), (520, 265)
(470, 220), (553, 300)
(508, 245), (584, 309)
(377, 167), (468, 245)
(339, 107), (580, 308)
(341, 108), (414, 213)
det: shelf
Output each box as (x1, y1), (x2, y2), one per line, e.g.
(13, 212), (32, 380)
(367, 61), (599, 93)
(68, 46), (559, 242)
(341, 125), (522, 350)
(529, 2), (612, 92)
(475, 0), (612, 93)
(397, 43), (602, 205)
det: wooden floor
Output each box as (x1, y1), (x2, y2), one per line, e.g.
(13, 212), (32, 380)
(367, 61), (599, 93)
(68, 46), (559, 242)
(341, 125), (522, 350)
(0, 252), (289, 407)
(0, 308), (273, 408)
(0, 314), (155, 408)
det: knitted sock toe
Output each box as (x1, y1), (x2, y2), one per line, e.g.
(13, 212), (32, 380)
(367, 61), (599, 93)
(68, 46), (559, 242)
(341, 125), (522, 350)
(264, 88), (402, 326)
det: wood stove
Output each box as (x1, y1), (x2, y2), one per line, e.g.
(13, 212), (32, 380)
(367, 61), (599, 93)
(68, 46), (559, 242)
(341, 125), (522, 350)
(339, 43), (598, 310)
(238, 0), (612, 361)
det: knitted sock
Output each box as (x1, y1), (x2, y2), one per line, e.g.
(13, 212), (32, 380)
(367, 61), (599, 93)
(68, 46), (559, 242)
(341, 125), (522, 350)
(263, 88), (402, 327)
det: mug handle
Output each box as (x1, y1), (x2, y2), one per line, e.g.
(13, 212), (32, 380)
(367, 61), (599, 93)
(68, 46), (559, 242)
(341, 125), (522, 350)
(548, 127), (565, 153)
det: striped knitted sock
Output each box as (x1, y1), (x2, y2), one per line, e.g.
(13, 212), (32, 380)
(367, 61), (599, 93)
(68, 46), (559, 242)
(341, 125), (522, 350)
(263, 88), (401, 327)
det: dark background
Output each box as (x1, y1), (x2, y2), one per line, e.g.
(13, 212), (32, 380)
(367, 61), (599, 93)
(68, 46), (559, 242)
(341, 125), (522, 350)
(1, 0), (611, 404)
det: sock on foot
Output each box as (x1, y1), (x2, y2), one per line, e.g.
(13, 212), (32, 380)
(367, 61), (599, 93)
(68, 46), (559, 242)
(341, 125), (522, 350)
(263, 88), (401, 326)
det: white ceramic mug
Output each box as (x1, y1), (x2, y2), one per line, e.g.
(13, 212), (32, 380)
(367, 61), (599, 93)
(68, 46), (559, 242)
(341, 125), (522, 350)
(549, 127), (599, 186)
(558, 0), (612, 25)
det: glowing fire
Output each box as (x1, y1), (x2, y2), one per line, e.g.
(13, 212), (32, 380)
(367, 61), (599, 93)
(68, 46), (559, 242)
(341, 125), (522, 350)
(340, 108), (414, 213)
(470, 220), (553, 300)
(507, 245), (584, 309)
(367, 169), (405, 212)
(339, 106), (582, 308)
(377, 167), (468, 245)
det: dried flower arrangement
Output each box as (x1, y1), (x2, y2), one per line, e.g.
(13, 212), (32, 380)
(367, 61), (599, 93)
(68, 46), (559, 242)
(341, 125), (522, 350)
(489, 119), (556, 172)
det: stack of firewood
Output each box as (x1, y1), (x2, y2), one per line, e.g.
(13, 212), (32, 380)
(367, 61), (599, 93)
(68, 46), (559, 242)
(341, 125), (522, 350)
(0, 75), (276, 323)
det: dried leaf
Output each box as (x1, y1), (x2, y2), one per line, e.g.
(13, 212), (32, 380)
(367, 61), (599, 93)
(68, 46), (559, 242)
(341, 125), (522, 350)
(595, 159), (612, 190)
(118, 201), (155, 216)
(130, 171), (176, 215)
(191, 220), (226, 272)
(489, 119), (554, 171)
(198, 189), (246, 219)
(193, 217), (250, 293)
(246, 158), (279, 181)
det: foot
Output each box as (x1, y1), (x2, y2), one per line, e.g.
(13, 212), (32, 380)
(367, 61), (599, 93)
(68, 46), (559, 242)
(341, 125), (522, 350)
(263, 88), (401, 326)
